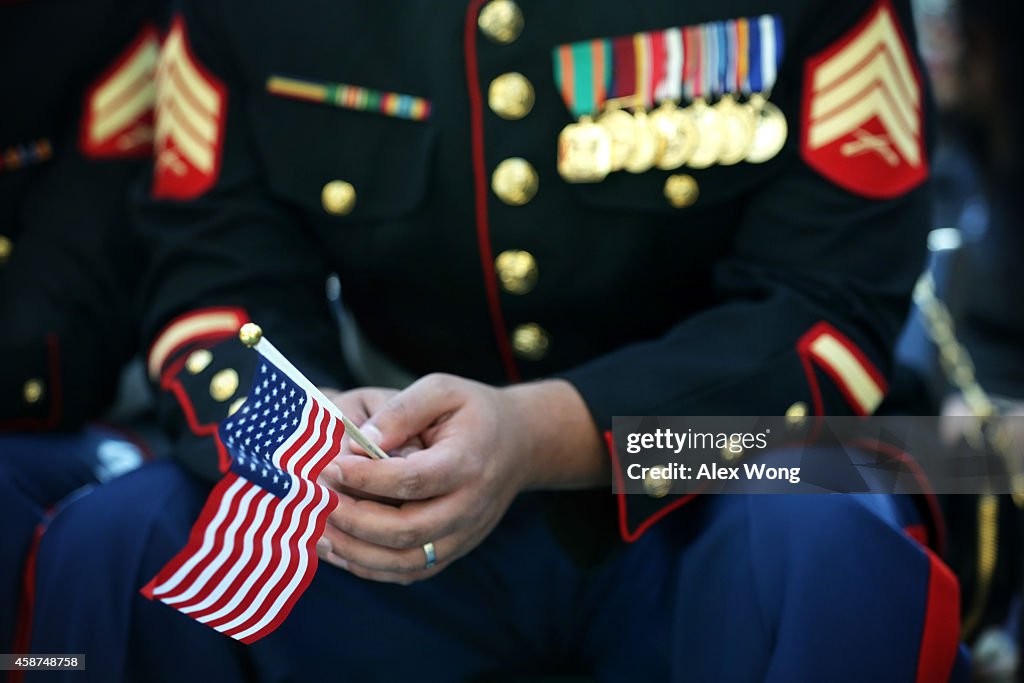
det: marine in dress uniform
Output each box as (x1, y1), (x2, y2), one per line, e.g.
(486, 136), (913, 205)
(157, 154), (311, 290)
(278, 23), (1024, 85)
(0, 0), (163, 656)
(29, 0), (969, 680)
(937, 0), (1024, 667)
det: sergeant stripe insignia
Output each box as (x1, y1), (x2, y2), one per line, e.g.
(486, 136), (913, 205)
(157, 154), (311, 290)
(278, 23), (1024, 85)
(266, 75), (432, 121)
(0, 138), (52, 174)
(801, 0), (926, 198)
(79, 26), (160, 159)
(152, 17), (227, 201)
(553, 15), (786, 184)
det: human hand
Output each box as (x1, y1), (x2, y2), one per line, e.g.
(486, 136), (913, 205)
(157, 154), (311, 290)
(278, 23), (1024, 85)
(315, 386), (415, 564)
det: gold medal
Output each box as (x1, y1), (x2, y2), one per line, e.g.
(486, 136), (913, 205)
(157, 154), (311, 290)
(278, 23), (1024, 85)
(686, 98), (723, 169)
(557, 115), (613, 183)
(713, 95), (756, 166)
(623, 109), (663, 174)
(597, 107), (636, 172)
(745, 94), (788, 164)
(650, 101), (698, 171)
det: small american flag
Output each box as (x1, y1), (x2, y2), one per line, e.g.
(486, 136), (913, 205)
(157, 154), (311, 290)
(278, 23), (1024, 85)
(141, 335), (352, 643)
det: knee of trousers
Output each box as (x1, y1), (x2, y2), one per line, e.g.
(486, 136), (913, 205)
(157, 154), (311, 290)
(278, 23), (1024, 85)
(0, 427), (147, 505)
(27, 461), (225, 682)
(759, 495), (961, 680)
(737, 494), (925, 581)
(30, 462), (210, 635)
(36, 460), (207, 577)
(738, 494), (956, 635)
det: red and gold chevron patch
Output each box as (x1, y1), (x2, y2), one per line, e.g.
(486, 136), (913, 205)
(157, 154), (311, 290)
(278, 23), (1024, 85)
(152, 17), (227, 200)
(801, 0), (927, 198)
(79, 26), (159, 159)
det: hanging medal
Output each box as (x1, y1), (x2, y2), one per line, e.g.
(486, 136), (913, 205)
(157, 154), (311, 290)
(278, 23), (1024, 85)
(685, 25), (723, 169)
(714, 20), (756, 165)
(622, 33), (663, 174)
(598, 106), (636, 172)
(650, 28), (698, 170)
(558, 116), (614, 182)
(624, 113), (661, 174)
(744, 15), (787, 164)
(651, 101), (698, 171)
(598, 35), (640, 172)
(555, 40), (614, 183)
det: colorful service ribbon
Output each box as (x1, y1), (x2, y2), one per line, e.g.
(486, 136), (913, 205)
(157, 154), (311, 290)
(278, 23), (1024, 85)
(747, 15), (785, 95)
(266, 75), (431, 121)
(654, 28), (684, 104)
(553, 39), (612, 118)
(0, 138), (52, 174)
(553, 14), (783, 114)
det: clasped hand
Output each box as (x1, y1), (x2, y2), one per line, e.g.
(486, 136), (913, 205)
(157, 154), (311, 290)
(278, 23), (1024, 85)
(316, 375), (542, 584)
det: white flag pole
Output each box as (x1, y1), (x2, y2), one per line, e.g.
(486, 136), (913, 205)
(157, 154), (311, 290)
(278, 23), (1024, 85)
(239, 323), (389, 460)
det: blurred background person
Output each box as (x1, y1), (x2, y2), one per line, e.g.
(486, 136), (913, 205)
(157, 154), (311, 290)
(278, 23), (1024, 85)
(947, 0), (1024, 679)
(0, 0), (168, 659)
(896, 0), (1024, 680)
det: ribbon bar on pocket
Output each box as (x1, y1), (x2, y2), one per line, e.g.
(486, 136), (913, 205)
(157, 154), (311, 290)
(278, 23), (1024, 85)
(266, 75), (431, 121)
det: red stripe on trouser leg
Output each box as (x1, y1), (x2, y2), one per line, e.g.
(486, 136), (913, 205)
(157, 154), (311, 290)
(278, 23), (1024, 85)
(915, 547), (960, 683)
(903, 524), (928, 547)
(9, 521), (47, 683)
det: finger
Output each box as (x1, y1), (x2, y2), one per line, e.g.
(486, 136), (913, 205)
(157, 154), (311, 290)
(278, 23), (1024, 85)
(321, 521), (459, 574)
(342, 559), (447, 586)
(326, 388), (398, 456)
(360, 374), (466, 452)
(316, 462), (345, 489)
(336, 445), (474, 500)
(350, 433), (425, 458)
(337, 517), (498, 585)
(321, 388), (368, 425)
(321, 390), (373, 456)
(326, 490), (464, 549)
(322, 480), (405, 507)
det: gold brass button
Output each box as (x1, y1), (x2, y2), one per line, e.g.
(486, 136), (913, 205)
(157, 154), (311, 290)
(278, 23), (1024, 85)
(511, 323), (549, 360)
(23, 378), (44, 405)
(495, 249), (538, 295)
(488, 73), (535, 120)
(643, 465), (673, 499)
(186, 349), (213, 375)
(722, 439), (744, 461)
(491, 158), (538, 206)
(785, 401), (809, 428)
(0, 235), (11, 264)
(478, 0), (524, 44)
(664, 174), (699, 208)
(321, 180), (356, 216)
(209, 368), (240, 402)
(227, 397), (246, 417)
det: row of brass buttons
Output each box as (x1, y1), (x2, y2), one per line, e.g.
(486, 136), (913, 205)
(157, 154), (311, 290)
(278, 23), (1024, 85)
(4, 236), (45, 407)
(481, 1), (549, 361)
